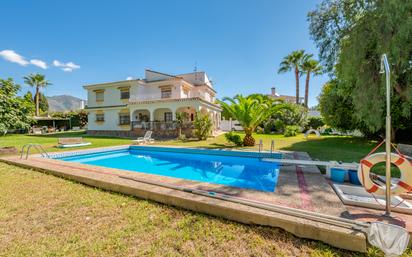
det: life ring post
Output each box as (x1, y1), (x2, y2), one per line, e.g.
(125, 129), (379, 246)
(381, 53), (392, 217)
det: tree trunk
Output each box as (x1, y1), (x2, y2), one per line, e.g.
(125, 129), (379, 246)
(304, 71), (310, 108)
(392, 126), (397, 142)
(294, 66), (300, 104)
(178, 124), (182, 139)
(35, 85), (40, 116)
(243, 127), (255, 146)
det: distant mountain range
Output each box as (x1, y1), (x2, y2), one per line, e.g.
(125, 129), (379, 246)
(47, 95), (86, 112)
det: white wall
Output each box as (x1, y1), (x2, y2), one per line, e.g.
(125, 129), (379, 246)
(86, 81), (137, 107)
(87, 109), (130, 131)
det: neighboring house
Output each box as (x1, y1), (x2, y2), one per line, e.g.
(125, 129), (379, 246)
(267, 87), (303, 104)
(83, 69), (222, 138)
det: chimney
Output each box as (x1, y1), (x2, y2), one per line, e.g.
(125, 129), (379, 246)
(271, 87), (276, 96)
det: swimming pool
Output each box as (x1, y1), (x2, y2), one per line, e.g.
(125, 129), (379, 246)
(55, 147), (280, 192)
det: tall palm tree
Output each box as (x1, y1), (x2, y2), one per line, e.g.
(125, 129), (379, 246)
(278, 50), (306, 104)
(219, 95), (286, 146)
(23, 73), (52, 116)
(301, 56), (323, 108)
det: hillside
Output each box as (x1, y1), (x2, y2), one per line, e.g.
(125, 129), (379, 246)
(47, 95), (85, 112)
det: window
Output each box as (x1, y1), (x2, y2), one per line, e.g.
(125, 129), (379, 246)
(96, 113), (105, 122)
(161, 88), (172, 99)
(119, 113), (130, 125)
(120, 89), (130, 100)
(96, 91), (104, 102)
(164, 112), (173, 122)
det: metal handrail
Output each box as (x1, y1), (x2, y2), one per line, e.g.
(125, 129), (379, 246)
(270, 140), (275, 157)
(20, 143), (50, 159)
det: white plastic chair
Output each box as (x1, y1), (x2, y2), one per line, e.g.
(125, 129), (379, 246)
(132, 131), (154, 144)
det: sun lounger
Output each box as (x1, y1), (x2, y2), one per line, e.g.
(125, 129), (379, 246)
(132, 131), (154, 144)
(57, 137), (91, 148)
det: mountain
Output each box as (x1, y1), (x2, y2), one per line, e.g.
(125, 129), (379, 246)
(47, 95), (86, 112)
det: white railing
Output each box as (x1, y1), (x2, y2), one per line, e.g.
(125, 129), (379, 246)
(129, 92), (206, 102)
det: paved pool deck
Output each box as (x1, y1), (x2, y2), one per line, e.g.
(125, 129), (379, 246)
(0, 145), (367, 252)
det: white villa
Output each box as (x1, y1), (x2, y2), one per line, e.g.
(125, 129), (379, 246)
(84, 69), (222, 138)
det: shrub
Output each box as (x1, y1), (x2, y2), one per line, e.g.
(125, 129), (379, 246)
(255, 126), (264, 134)
(284, 125), (300, 137)
(274, 120), (285, 133)
(263, 120), (275, 134)
(322, 127), (333, 135)
(307, 116), (324, 130)
(224, 132), (243, 146)
(272, 102), (308, 127)
(193, 112), (213, 140)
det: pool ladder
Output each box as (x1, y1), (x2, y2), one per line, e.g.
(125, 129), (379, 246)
(20, 144), (50, 159)
(258, 140), (275, 158)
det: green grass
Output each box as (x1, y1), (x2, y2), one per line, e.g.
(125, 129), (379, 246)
(1, 131), (396, 176)
(158, 132), (381, 163)
(0, 131), (380, 163)
(2, 162), (408, 257)
(0, 132), (408, 255)
(0, 131), (131, 154)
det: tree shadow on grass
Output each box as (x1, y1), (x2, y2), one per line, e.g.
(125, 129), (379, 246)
(279, 136), (377, 163)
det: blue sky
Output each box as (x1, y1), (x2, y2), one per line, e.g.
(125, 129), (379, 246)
(0, 0), (327, 107)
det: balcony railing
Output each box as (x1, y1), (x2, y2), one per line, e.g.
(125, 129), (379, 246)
(129, 92), (208, 102)
(131, 121), (193, 131)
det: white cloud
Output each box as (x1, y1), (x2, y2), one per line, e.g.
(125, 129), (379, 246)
(0, 49), (29, 66)
(53, 60), (80, 72)
(30, 59), (48, 69)
(126, 76), (133, 80)
(0, 49), (81, 72)
(0, 49), (48, 69)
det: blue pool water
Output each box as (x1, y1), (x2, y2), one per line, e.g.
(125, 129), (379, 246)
(56, 148), (280, 192)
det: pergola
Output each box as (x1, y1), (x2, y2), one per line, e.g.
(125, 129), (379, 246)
(33, 116), (72, 130)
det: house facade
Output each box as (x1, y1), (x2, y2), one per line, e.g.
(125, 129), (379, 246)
(268, 87), (303, 104)
(84, 70), (222, 138)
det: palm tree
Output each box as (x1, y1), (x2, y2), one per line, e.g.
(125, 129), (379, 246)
(219, 95), (285, 146)
(23, 73), (52, 116)
(301, 56), (323, 108)
(278, 50), (306, 104)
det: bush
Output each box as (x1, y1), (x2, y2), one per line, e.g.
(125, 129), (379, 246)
(224, 132), (243, 146)
(263, 120), (275, 134)
(274, 120), (285, 133)
(322, 127), (333, 135)
(193, 112), (213, 140)
(306, 116), (325, 130)
(284, 125), (300, 137)
(272, 102), (308, 127)
(255, 126), (264, 134)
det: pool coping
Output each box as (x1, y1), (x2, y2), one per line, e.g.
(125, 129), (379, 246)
(0, 145), (367, 252)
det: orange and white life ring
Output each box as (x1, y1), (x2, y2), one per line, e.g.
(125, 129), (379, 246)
(358, 152), (412, 195)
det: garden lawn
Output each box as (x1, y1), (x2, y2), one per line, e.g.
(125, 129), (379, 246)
(1, 162), (406, 257)
(157, 133), (381, 163)
(0, 131), (130, 154)
(0, 132), (379, 163)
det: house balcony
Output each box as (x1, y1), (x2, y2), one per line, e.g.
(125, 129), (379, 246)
(128, 92), (212, 104)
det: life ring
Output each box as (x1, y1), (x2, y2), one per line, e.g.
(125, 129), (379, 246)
(358, 152), (412, 195)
